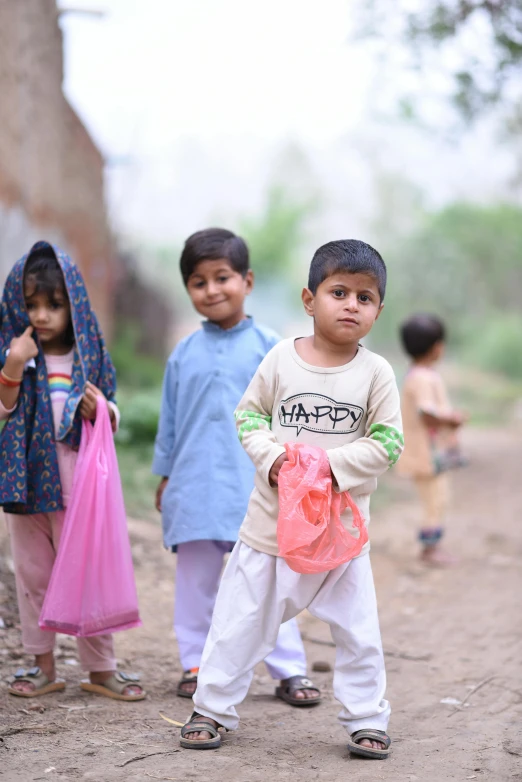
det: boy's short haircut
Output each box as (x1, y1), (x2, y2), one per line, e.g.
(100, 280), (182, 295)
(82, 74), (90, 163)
(400, 314), (446, 359)
(180, 228), (250, 285)
(307, 240), (387, 301)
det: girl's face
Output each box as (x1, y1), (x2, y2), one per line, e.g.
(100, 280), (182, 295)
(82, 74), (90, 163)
(24, 279), (72, 354)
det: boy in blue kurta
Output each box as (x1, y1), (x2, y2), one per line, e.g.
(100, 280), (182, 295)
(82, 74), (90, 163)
(152, 228), (320, 704)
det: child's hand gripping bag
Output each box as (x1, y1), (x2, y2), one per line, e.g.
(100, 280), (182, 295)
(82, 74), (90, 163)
(40, 397), (142, 637)
(277, 442), (369, 574)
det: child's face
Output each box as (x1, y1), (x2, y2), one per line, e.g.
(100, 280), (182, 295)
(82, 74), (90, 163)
(302, 271), (383, 347)
(186, 259), (253, 329)
(24, 280), (72, 351)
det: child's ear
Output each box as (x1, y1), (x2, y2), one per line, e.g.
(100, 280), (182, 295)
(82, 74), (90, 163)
(302, 288), (314, 317)
(244, 269), (254, 294)
(375, 302), (384, 321)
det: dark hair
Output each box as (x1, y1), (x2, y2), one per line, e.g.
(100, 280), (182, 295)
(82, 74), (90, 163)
(400, 314), (446, 359)
(180, 228), (249, 285)
(23, 248), (74, 345)
(307, 240), (387, 301)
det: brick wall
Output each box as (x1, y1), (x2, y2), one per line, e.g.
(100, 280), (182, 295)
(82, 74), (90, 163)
(0, 0), (115, 336)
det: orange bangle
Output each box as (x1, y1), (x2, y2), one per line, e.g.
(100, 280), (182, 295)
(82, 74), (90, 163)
(1, 368), (23, 383)
(0, 369), (22, 388)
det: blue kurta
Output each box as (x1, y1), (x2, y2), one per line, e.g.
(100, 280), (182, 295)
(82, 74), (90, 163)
(152, 317), (279, 548)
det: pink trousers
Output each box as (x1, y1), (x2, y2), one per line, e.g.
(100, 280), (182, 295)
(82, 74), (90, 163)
(6, 511), (116, 672)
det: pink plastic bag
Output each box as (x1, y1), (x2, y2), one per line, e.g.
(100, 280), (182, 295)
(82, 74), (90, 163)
(40, 397), (142, 637)
(277, 442), (369, 574)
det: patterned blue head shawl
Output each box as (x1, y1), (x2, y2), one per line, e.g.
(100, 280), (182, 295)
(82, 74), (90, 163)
(0, 241), (116, 514)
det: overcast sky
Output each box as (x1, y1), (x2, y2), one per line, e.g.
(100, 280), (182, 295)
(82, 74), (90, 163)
(58, 1), (513, 246)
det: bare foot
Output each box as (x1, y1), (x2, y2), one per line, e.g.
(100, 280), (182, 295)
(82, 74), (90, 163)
(10, 652), (55, 694)
(357, 738), (387, 750)
(89, 671), (144, 697)
(420, 545), (459, 567)
(183, 714), (219, 742)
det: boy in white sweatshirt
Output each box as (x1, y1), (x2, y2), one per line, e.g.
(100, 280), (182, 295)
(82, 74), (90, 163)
(179, 239), (404, 760)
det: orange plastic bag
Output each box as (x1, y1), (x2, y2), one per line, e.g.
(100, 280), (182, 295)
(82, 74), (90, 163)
(277, 442), (369, 574)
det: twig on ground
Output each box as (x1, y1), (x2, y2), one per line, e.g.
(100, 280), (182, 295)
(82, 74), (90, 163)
(448, 675), (496, 717)
(57, 704), (103, 712)
(0, 723), (62, 738)
(503, 740), (522, 757)
(384, 650), (432, 662)
(145, 775), (178, 781)
(159, 712), (185, 727)
(117, 750), (179, 767)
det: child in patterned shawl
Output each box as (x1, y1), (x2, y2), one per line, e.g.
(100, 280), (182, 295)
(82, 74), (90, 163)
(0, 241), (145, 701)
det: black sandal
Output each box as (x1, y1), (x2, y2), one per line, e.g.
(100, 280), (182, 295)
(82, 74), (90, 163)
(346, 729), (391, 759)
(179, 712), (222, 750)
(275, 675), (321, 707)
(176, 668), (198, 699)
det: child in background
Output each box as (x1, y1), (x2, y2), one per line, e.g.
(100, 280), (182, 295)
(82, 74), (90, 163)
(398, 314), (466, 566)
(0, 241), (145, 700)
(153, 228), (320, 705)
(180, 239), (403, 759)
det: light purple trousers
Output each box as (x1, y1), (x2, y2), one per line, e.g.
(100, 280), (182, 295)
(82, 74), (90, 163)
(174, 540), (307, 680)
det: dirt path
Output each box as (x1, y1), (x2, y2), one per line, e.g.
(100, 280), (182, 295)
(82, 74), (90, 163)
(0, 426), (521, 781)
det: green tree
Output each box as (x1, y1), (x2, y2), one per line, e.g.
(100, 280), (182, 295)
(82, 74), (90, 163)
(356, 0), (522, 121)
(239, 184), (317, 279)
(375, 201), (522, 376)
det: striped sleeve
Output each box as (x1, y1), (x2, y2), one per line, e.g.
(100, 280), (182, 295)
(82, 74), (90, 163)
(327, 359), (404, 492)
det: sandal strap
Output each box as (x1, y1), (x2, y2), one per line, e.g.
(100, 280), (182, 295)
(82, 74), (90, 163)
(180, 669), (199, 683)
(181, 715), (220, 739)
(281, 675), (320, 696)
(100, 672), (142, 695)
(13, 667), (49, 687)
(115, 671), (141, 683)
(351, 729), (391, 749)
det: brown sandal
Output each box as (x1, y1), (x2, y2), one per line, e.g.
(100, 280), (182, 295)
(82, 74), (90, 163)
(8, 667), (66, 698)
(275, 675), (321, 707)
(177, 667), (199, 698)
(80, 671), (146, 701)
(346, 729), (391, 759)
(180, 712), (222, 750)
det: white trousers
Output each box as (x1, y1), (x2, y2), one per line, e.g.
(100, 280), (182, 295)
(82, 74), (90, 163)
(174, 540), (307, 680)
(194, 542), (390, 734)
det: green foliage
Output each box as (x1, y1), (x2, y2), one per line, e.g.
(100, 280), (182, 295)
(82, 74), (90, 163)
(116, 442), (159, 522)
(465, 314), (522, 379)
(239, 185), (316, 278)
(116, 388), (162, 446)
(373, 200), (522, 378)
(356, 0), (522, 121)
(111, 325), (165, 389)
